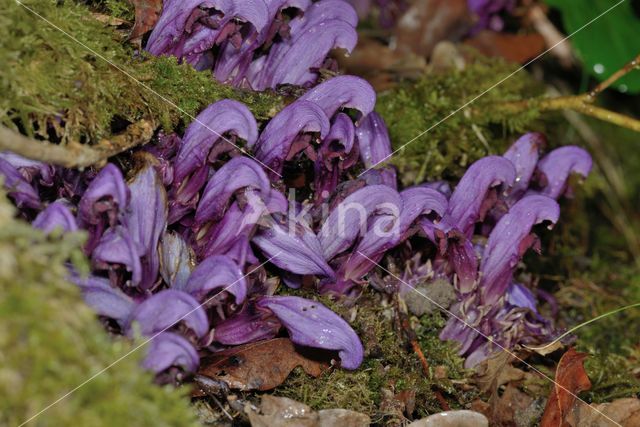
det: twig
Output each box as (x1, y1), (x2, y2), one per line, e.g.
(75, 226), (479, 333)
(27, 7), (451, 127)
(0, 119), (155, 168)
(494, 53), (640, 132)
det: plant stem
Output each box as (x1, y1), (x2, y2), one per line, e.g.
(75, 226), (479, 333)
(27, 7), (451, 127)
(495, 53), (640, 132)
(0, 119), (154, 168)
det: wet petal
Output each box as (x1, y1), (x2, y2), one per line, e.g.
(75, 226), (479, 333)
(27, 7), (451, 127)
(318, 185), (402, 260)
(174, 100), (258, 185)
(300, 76), (376, 118)
(183, 255), (247, 302)
(399, 186), (448, 233)
(125, 165), (167, 290)
(253, 100), (330, 174)
(142, 332), (200, 373)
(480, 195), (560, 304)
(502, 132), (544, 200)
(445, 156), (516, 236)
(257, 296), (364, 369)
(533, 146), (592, 199)
(253, 214), (336, 278)
(214, 306), (281, 345)
(33, 200), (78, 233)
(356, 112), (392, 168)
(127, 289), (209, 338)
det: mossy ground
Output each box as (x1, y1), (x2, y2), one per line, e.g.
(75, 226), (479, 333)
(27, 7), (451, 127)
(1, 0), (282, 145)
(0, 189), (199, 426)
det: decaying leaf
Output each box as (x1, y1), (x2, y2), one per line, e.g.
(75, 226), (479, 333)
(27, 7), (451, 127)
(475, 352), (527, 395)
(465, 31), (546, 64)
(129, 0), (163, 41)
(246, 396), (370, 427)
(570, 397), (640, 427)
(198, 338), (327, 391)
(541, 347), (592, 427)
(407, 409), (488, 427)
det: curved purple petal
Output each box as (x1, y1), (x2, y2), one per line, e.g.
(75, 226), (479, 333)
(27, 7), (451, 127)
(173, 100), (258, 185)
(143, 332), (200, 373)
(72, 275), (135, 326)
(214, 306), (281, 345)
(300, 76), (376, 119)
(533, 146), (592, 199)
(502, 132), (544, 201)
(318, 185), (402, 260)
(445, 156), (516, 236)
(183, 255), (247, 302)
(0, 151), (55, 186)
(356, 112), (392, 168)
(257, 296), (364, 369)
(252, 214), (336, 278)
(127, 289), (209, 338)
(399, 187), (448, 234)
(33, 200), (78, 233)
(253, 100), (330, 174)
(92, 226), (143, 286)
(0, 157), (41, 209)
(195, 156), (270, 225)
(125, 165), (167, 290)
(480, 195), (560, 304)
(78, 163), (129, 226)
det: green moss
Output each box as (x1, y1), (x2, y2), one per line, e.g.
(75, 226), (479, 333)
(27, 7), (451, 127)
(376, 56), (545, 184)
(1, 0), (282, 144)
(0, 191), (198, 427)
(275, 290), (473, 422)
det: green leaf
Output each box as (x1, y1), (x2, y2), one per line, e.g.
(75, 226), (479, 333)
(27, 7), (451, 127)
(545, 0), (640, 93)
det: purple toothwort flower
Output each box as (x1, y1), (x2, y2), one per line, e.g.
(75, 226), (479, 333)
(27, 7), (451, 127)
(181, 255), (247, 303)
(299, 76), (377, 119)
(530, 146), (593, 200)
(92, 225), (144, 287)
(467, 0), (516, 34)
(356, 112), (397, 189)
(0, 157), (42, 210)
(143, 332), (200, 373)
(256, 296), (364, 369)
(33, 200), (78, 233)
(72, 274), (136, 327)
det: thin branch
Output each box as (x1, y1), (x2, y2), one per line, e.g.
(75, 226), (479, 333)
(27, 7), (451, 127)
(494, 52), (640, 132)
(0, 119), (155, 168)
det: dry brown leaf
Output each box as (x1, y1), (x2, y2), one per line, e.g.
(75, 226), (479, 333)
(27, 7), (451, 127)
(475, 352), (527, 395)
(129, 0), (163, 41)
(464, 31), (546, 64)
(246, 396), (370, 427)
(92, 13), (128, 27)
(570, 397), (640, 427)
(541, 347), (592, 427)
(198, 338), (327, 391)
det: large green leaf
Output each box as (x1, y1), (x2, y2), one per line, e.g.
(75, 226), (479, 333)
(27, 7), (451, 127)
(545, 0), (640, 93)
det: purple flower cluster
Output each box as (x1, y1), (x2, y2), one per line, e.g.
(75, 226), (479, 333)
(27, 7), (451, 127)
(1, 77), (591, 373)
(146, 0), (359, 89)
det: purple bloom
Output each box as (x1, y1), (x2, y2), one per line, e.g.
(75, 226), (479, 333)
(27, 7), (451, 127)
(72, 275), (135, 327)
(78, 164), (130, 252)
(143, 332), (200, 373)
(299, 76), (377, 119)
(502, 132), (544, 203)
(214, 305), (281, 345)
(256, 296), (364, 369)
(356, 112), (397, 188)
(531, 146), (593, 200)
(126, 289), (209, 339)
(195, 156), (270, 226)
(252, 214), (336, 278)
(479, 195), (560, 305)
(252, 100), (330, 175)
(0, 157), (41, 210)
(92, 225), (143, 287)
(181, 255), (247, 303)
(33, 200), (78, 233)
(125, 165), (168, 290)
(0, 152), (55, 187)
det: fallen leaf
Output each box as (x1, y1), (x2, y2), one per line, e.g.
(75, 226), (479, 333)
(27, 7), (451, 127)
(246, 396), (370, 427)
(570, 397), (640, 427)
(475, 352), (527, 395)
(465, 31), (546, 64)
(541, 347), (592, 427)
(129, 0), (163, 41)
(92, 13), (128, 27)
(198, 338), (327, 392)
